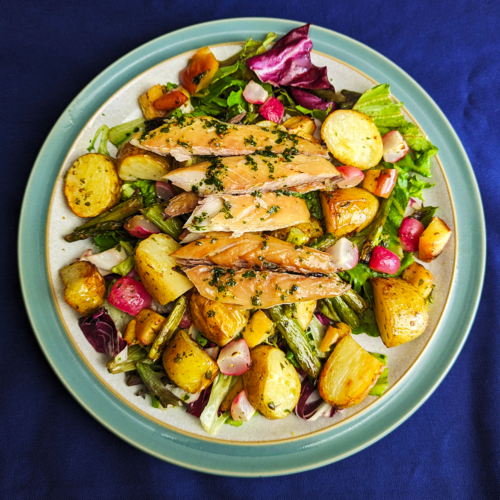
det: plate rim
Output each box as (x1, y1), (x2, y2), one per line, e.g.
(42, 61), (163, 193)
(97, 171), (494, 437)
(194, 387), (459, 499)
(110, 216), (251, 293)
(18, 17), (486, 476)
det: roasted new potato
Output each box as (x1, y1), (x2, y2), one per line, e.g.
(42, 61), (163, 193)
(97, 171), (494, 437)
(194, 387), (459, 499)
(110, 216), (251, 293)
(60, 261), (106, 316)
(371, 277), (429, 348)
(282, 115), (316, 135)
(242, 345), (301, 419)
(320, 187), (379, 237)
(139, 84), (167, 119)
(135, 234), (193, 305)
(123, 319), (138, 345)
(321, 109), (383, 169)
(116, 142), (172, 181)
(242, 310), (274, 349)
(268, 217), (324, 244)
(134, 308), (166, 345)
(180, 47), (219, 94)
(318, 335), (385, 408)
(64, 153), (121, 218)
(419, 217), (452, 262)
(190, 290), (250, 347)
(220, 377), (244, 412)
(289, 301), (316, 330)
(162, 329), (218, 394)
(361, 169), (381, 194)
(164, 192), (200, 218)
(402, 262), (434, 299)
(319, 322), (351, 353)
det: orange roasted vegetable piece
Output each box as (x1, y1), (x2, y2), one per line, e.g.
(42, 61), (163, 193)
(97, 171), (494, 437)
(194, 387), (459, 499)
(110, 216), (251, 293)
(374, 169), (398, 198)
(180, 47), (219, 94)
(153, 88), (189, 111)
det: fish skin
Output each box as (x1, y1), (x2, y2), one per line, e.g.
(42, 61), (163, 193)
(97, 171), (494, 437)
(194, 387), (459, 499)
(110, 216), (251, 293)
(137, 116), (328, 161)
(184, 192), (310, 237)
(185, 265), (350, 309)
(164, 154), (342, 196)
(172, 234), (340, 274)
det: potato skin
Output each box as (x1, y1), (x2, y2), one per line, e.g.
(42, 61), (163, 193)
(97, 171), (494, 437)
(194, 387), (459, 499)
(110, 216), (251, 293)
(402, 262), (434, 299)
(64, 153), (121, 218)
(371, 277), (428, 348)
(60, 261), (106, 316)
(134, 308), (166, 345)
(135, 234), (193, 305)
(190, 290), (249, 347)
(116, 142), (172, 182)
(419, 217), (452, 262)
(319, 336), (384, 408)
(162, 329), (219, 394)
(320, 187), (379, 237)
(139, 84), (166, 120)
(242, 345), (301, 419)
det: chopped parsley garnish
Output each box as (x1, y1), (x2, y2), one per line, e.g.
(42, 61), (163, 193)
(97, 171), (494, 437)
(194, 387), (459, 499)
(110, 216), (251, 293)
(242, 271), (256, 278)
(244, 135), (257, 146)
(245, 154), (258, 171)
(266, 205), (280, 215)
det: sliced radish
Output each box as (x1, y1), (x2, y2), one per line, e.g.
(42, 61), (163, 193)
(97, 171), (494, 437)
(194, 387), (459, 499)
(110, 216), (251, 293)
(399, 217), (425, 252)
(335, 166), (365, 188)
(217, 339), (251, 376)
(369, 246), (400, 274)
(108, 276), (152, 316)
(382, 131), (409, 163)
(259, 97), (284, 123)
(124, 215), (161, 239)
(243, 81), (269, 104)
(231, 390), (256, 422)
(85, 246), (128, 271)
(325, 238), (359, 270)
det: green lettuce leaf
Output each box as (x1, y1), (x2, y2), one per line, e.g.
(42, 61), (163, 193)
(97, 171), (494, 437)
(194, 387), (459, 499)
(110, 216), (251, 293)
(121, 179), (156, 207)
(369, 367), (389, 396)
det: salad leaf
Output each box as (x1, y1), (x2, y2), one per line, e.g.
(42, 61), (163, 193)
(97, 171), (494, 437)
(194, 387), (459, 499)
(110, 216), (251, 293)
(78, 307), (126, 357)
(107, 345), (147, 374)
(227, 89), (245, 107)
(121, 179), (156, 207)
(369, 352), (388, 365)
(87, 125), (110, 156)
(225, 415), (243, 427)
(353, 84), (406, 134)
(352, 309), (380, 337)
(304, 315), (328, 357)
(412, 206), (439, 228)
(369, 367), (389, 396)
(409, 176), (435, 201)
(108, 118), (145, 148)
(339, 263), (372, 293)
(94, 230), (128, 252)
(247, 24), (332, 89)
(200, 374), (237, 434)
(301, 191), (323, 220)
(288, 87), (335, 111)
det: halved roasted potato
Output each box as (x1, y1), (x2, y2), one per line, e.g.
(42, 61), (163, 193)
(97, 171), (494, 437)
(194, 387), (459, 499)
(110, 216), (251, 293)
(139, 84), (167, 120)
(282, 116), (316, 135)
(419, 217), (452, 262)
(190, 290), (250, 347)
(242, 345), (301, 419)
(135, 308), (166, 345)
(64, 153), (122, 218)
(116, 142), (172, 181)
(268, 217), (324, 244)
(289, 301), (317, 330)
(318, 335), (385, 408)
(320, 187), (379, 237)
(162, 329), (218, 394)
(60, 261), (106, 316)
(402, 262), (434, 299)
(180, 47), (219, 94)
(361, 169), (381, 194)
(123, 319), (138, 345)
(135, 234), (193, 305)
(321, 110), (383, 169)
(371, 277), (428, 348)
(242, 310), (274, 349)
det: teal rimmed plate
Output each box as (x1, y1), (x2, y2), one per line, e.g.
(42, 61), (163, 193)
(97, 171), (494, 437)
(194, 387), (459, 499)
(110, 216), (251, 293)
(19, 18), (485, 476)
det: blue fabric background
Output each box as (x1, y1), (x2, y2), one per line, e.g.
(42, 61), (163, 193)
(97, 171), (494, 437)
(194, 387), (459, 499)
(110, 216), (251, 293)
(1, 0), (499, 497)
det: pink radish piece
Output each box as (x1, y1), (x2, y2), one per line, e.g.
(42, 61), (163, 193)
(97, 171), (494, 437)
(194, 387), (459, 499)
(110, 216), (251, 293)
(124, 215), (161, 238)
(243, 81), (269, 104)
(231, 390), (256, 422)
(382, 131), (409, 163)
(369, 246), (400, 274)
(259, 97), (284, 123)
(179, 309), (192, 329)
(399, 217), (425, 252)
(217, 339), (251, 376)
(108, 276), (152, 316)
(325, 238), (359, 270)
(336, 166), (365, 188)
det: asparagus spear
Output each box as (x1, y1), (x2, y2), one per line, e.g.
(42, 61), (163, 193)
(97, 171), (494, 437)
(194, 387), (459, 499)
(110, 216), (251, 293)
(64, 195), (143, 242)
(327, 296), (360, 329)
(318, 299), (341, 322)
(269, 306), (321, 378)
(107, 345), (147, 374)
(141, 203), (183, 240)
(136, 362), (182, 408)
(359, 191), (395, 263)
(148, 296), (188, 362)
(307, 233), (336, 251)
(342, 289), (370, 314)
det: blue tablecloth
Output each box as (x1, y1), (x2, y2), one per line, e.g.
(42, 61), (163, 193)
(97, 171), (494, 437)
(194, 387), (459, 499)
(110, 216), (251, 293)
(2, 1), (499, 498)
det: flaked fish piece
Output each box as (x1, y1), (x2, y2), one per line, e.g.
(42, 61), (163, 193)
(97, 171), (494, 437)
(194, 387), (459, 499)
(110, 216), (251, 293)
(164, 154), (341, 196)
(136, 116), (328, 161)
(185, 265), (350, 309)
(164, 192), (200, 218)
(184, 192), (309, 237)
(172, 234), (340, 274)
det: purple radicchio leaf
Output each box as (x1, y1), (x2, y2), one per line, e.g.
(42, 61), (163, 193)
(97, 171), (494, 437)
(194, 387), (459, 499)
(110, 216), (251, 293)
(247, 24), (332, 90)
(187, 385), (212, 418)
(78, 307), (126, 357)
(288, 87), (336, 112)
(295, 377), (336, 421)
